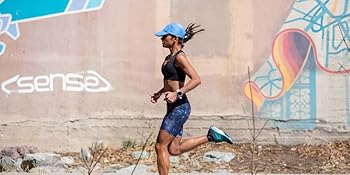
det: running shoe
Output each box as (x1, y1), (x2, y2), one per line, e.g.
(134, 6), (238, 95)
(207, 126), (233, 144)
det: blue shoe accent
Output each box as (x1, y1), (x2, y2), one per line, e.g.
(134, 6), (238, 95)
(207, 126), (233, 144)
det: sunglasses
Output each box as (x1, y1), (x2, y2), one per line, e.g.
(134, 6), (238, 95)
(161, 34), (176, 40)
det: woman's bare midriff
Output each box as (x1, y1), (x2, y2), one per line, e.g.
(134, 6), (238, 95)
(163, 79), (184, 92)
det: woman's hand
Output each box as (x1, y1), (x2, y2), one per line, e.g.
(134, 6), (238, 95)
(150, 92), (162, 103)
(164, 91), (177, 103)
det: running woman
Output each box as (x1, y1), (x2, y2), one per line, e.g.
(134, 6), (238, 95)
(150, 22), (233, 175)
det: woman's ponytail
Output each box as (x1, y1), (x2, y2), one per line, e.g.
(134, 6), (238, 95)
(183, 23), (205, 44)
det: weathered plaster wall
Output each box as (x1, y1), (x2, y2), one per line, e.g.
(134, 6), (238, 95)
(0, 0), (349, 151)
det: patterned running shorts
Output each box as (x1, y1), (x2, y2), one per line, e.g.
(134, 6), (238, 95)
(160, 95), (191, 137)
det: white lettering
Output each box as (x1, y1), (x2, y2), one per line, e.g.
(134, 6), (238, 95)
(86, 70), (112, 92)
(84, 76), (99, 92)
(66, 73), (84, 91)
(34, 75), (50, 92)
(49, 73), (66, 91)
(17, 76), (34, 94)
(1, 74), (19, 94)
(0, 70), (112, 95)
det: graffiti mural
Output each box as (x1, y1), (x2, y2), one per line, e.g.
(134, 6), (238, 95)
(244, 0), (350, 129)
(0, 0), (105, 55)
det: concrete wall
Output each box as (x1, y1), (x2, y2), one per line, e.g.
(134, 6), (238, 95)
(0, 0), (349, 151)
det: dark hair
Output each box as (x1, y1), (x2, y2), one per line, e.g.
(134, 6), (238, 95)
(180, 23), (205, 47)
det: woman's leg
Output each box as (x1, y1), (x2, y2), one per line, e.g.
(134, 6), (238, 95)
(155, 130), (176, 175)
(168, 126), (234, 156)
(168, 135), (208, 156)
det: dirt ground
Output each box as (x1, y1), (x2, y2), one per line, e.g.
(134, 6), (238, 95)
(62, 139), (350, 174)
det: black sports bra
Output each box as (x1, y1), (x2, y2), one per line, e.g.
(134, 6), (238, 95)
(161, 50), (186, 82)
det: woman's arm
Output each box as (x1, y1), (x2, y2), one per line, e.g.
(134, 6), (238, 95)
(156, 88), (165, 95)
(150, 87), (165, 103)
(175, 53), (201, 94)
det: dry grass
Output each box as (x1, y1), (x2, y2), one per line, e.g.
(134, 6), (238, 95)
(59, 139), (350, 173)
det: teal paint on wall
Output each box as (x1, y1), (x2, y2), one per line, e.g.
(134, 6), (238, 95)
(0, 0), (69, 21)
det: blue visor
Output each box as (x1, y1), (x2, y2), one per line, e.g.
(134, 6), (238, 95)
(154, 23), (186, 38)
(155, 30), (169, 37)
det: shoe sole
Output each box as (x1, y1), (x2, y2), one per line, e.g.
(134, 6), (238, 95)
(210, 126), (233, 144)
